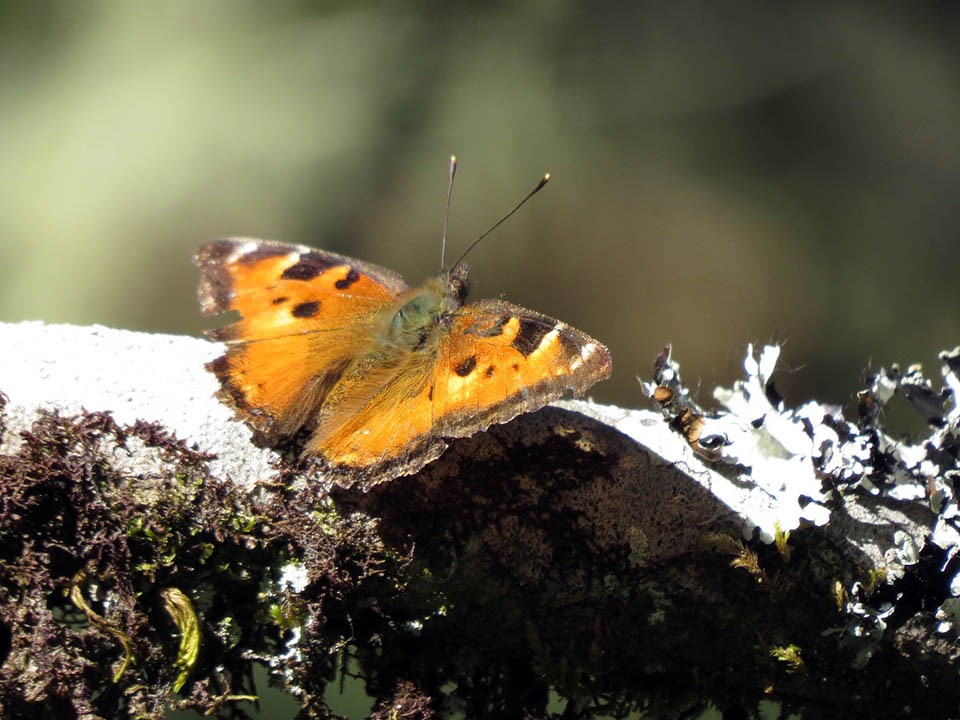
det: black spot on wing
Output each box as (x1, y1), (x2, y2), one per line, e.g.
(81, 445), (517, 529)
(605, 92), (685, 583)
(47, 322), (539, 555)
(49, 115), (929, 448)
(281, 252), (340, 281)
(272, 296), (288, 305)
(291, 300), (321, 318)
(454, 355), (478, 377)
(557, 326), (582, 358)
(335, 268), (361, 290)
(484, 365), (495, 378)
(511, 318), (555, 357)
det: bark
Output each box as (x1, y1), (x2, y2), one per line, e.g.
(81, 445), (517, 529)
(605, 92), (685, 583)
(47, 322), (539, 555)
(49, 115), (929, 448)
(0, 321), (957, 720)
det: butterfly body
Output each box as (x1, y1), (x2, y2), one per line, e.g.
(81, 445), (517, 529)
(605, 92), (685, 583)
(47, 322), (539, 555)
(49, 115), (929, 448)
(197, 238), (611, 489)
(380, 269), (466, 356)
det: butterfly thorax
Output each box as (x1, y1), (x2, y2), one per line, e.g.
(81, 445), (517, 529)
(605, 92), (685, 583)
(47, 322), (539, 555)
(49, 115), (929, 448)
(383, 266), (469, 353)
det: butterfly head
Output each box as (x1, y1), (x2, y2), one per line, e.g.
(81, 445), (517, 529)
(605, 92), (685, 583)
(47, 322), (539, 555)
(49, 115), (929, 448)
(444, 262), (470, 306)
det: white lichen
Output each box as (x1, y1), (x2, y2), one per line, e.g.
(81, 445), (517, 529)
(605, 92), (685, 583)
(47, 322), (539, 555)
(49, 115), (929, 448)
(645, 344), (960, 638)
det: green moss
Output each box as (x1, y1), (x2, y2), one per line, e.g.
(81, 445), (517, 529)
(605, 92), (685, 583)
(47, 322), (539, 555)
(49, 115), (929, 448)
(0, 405), (397, 719)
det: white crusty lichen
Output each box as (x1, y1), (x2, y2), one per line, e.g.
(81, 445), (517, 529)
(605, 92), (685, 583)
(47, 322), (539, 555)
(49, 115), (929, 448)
(645, 344), (960, 639)
(644, 344), (835, 540)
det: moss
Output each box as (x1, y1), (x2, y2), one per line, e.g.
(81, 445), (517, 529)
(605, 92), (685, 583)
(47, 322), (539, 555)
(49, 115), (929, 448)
(0, 403), (403, 719)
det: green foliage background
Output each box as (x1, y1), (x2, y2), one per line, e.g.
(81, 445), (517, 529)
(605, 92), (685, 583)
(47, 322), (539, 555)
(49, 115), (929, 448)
(2, 1), (959, 415)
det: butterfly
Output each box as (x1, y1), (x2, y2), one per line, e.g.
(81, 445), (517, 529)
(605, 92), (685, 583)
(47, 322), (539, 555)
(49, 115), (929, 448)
(195, 183), (611, 490)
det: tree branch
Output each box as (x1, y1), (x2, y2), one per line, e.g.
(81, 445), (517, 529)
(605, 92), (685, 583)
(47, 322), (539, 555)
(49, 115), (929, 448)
(1, 321), (957, 719)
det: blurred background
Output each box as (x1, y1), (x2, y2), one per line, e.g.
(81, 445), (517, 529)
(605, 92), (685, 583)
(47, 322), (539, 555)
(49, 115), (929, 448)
(3, 4), (958, 718)
(2, 0), (959, 412)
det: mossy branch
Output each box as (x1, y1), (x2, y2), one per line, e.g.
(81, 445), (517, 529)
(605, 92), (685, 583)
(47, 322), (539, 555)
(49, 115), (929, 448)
(0, 321), (957, 719)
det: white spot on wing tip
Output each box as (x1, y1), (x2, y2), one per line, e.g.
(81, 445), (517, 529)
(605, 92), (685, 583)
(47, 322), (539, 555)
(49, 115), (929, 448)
(230, 239), (260, 262)
(570, 342), (598, 372)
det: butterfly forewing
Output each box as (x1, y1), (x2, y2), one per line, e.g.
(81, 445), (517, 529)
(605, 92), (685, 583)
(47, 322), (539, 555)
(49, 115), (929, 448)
(196, 238), (407, 440)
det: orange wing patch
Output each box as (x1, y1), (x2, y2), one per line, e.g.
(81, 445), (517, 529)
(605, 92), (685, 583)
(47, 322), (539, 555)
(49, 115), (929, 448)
(196, 238), (406, 440)
(197, 238), (406, 340)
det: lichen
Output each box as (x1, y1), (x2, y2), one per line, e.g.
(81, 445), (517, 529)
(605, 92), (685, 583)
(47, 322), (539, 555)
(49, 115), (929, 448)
(646, 344), (960, 656)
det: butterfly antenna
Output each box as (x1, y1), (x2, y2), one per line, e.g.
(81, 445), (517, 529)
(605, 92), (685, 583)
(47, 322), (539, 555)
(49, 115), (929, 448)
(449, 172), (551, 273)
(440, 155), (458, 272)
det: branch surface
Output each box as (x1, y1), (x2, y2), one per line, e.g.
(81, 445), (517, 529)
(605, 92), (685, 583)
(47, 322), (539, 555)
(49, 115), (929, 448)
(1, 321), (957, 720)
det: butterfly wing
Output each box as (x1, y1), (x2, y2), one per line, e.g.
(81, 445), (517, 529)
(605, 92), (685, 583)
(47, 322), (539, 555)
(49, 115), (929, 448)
(432, 300), (612, 435)
(196, 238), (409, 441)
(311, 299), (612, 488)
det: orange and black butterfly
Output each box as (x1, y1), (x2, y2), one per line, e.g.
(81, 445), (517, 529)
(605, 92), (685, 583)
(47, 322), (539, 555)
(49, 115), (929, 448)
(196, 166), (611, 489)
